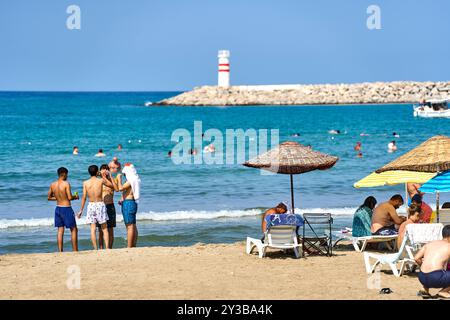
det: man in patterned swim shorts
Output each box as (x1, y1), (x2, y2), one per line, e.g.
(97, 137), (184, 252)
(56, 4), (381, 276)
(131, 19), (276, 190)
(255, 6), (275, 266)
(77, 165), (116, 250)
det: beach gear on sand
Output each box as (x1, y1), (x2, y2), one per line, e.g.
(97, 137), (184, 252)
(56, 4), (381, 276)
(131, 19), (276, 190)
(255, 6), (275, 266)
(247, 220), (302, 259)
(364, 223), (444, 277)
(122, 163), (141, 201)
(302, 213), (333, 257)
(379, 288), (393, 294)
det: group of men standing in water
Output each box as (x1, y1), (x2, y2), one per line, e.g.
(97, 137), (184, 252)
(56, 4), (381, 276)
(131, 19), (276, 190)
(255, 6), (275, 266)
(47, 158), (141, 252)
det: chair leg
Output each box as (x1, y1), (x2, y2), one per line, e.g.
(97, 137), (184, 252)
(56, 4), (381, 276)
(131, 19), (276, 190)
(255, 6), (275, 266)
(259, 247), (266, 259)
(364, 253), (380, 274)
(293, 247), (300, 259)
(360, 239), (368, 252)
(352, 239), (361, 252)
(389, 262), (400, 277)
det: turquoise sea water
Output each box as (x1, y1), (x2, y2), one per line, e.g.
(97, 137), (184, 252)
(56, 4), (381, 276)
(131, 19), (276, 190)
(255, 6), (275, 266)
(0, 91), (449, 254)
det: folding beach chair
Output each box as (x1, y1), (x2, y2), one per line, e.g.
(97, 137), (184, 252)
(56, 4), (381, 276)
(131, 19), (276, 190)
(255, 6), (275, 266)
(301, 213), (333, 257)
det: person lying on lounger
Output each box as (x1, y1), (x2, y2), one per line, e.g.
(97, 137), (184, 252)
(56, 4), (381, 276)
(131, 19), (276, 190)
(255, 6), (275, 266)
(415, 225), (450, 299)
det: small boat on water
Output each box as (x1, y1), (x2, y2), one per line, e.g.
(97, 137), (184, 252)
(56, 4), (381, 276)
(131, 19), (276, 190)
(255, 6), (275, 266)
(413, 98), (450, 118)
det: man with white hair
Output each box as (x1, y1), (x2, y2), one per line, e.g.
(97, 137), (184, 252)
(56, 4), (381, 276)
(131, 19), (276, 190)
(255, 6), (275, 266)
(117, 163), (141, 248)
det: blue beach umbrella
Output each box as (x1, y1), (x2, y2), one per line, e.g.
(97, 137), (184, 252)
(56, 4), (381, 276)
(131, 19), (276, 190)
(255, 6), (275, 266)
(420, 170), (450, 222)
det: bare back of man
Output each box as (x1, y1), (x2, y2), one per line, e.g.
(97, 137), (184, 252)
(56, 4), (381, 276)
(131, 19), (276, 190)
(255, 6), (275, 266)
(49, 180), (72, 206)
(418, 241), (450, 273)
(371, 201), (406, 233)
(78, 167), (113, 250)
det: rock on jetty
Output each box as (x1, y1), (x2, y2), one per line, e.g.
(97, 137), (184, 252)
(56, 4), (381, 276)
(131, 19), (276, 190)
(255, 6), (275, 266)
(154, 81), (450, 106)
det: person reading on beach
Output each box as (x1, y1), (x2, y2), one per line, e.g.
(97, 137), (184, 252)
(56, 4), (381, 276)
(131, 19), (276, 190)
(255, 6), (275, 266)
(77, 165), (115, 250)
(397, 204), (421, 249)
(415, 225), (450, 299)
(352, 196), (377, 237)
(47, 167), (79, 252)
(261, 203), (288, 235)
(97, 164), (119, 249)
(117, 163), (141, 248)
(95, 149), (106, 157)
(371, 194), (406, 235)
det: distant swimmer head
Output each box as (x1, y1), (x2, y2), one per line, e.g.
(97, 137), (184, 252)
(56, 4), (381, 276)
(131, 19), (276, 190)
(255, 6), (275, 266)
(57, 167), (68, 180)
(88, 165), (99, 177)
(73, 146), (79, 155)
(117, 144), (123, 151)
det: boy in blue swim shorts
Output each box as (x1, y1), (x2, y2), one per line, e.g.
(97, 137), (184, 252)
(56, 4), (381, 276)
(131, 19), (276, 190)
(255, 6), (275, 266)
(415, 225), (450, 299)
(48, 167), (79, 252)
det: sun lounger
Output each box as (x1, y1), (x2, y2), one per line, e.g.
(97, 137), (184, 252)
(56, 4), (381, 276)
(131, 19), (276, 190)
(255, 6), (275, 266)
(363, 229), (409, 277)
(352, 234), (398, 252)
(246, 225), (302, 259)
(363, 223), (443, 277)
(404, 223), (443, 266)
(431, 209), (450, 225)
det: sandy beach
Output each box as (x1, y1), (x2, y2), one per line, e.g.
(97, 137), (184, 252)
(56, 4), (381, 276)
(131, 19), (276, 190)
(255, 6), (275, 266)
(0, 242), (425, 300)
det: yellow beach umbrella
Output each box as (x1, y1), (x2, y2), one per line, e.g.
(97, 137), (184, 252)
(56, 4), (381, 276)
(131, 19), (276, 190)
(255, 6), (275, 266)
(354, 171), (436, 188)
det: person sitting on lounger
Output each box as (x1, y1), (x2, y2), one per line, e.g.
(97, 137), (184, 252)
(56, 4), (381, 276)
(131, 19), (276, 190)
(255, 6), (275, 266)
(352, 196), (377, 237)
(397, 203), (422, 249)
(415, 225), (450, 299)
(261, 203), (288, 234)
(371, 194), (406, 236)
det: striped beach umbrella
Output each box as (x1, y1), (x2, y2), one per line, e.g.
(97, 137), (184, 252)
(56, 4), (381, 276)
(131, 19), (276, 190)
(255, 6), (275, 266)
(243, 141), (339, 213)
(420, 170), (450, 222)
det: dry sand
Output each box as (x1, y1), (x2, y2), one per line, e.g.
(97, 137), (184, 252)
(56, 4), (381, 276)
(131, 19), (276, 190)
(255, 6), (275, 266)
(0, 242), (426, 300)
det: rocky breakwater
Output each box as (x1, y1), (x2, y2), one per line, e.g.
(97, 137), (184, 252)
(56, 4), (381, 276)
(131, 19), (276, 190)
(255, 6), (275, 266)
(154, 81), (450, 106)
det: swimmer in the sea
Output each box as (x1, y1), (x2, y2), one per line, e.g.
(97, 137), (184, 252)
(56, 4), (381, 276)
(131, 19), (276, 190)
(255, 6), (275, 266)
(117, 144), (123, 151)
(354, 142), (362, 151)
(328, 130), (341, 135)
(95, 149), (106, 157)
(73, 146), (79, 155)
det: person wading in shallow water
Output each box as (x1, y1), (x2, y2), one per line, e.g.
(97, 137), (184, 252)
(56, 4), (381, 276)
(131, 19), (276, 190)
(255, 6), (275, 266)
(47, 167), (79, 252)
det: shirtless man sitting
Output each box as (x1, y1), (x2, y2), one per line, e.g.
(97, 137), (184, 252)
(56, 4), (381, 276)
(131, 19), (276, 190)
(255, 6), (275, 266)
(77, 165), (115, 250)
(415, 225), (450, 299)
(48, 167), (79, 252)
(371, 194), (406, 235)
(261, 203), (288, 234)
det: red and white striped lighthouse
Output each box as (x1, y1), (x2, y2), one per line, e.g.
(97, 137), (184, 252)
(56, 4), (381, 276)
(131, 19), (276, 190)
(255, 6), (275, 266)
(218, 50), (230, 87)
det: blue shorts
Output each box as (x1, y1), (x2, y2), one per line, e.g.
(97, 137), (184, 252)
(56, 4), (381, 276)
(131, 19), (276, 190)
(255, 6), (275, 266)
(419, 270), (450, 289)
(122, 200), (137, 225)
(55, 206), (77, 229)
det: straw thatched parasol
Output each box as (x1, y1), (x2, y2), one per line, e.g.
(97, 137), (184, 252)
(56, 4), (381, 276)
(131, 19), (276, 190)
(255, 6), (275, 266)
(376, 135), (450, 221)
(243, 141), (338, 213)
(376, 135), (450, 173)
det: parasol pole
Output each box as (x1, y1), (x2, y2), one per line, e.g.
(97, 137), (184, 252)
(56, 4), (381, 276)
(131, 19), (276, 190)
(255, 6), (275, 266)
(436, 191), (440, 223)
(290, 174), (295, 214)
(404, 183), (408, 205)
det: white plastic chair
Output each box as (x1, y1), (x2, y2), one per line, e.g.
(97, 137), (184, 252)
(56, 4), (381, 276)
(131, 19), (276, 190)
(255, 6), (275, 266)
(363, 229), (409, 277)
(404, 223), (444, 263)
(246, 225), (302, 259)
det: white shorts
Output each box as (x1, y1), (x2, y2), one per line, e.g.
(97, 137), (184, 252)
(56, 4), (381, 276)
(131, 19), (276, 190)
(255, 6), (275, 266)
(86, 202), (108, 225)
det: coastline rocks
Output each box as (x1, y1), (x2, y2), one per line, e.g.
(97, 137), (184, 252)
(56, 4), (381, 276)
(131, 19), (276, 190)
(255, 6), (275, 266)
(154, 81), (450, 106)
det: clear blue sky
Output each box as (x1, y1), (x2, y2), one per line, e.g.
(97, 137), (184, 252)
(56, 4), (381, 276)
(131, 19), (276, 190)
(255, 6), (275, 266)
(0, 0), (449, 91)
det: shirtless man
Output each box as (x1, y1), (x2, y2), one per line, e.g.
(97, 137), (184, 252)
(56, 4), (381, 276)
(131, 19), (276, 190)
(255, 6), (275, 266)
(371, 194), (406, 235)
(261, 203), (288, 234)
(407, 182), (424, 202)
(77, 165), (114, 250)
(415, 225), (450, 299)
(97, 164), (119, 249)
(47, 167), (79, 252)
(117, 163), (141, 248)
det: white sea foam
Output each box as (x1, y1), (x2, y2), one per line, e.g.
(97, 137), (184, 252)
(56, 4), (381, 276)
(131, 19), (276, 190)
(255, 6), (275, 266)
(0, 207), (357, 230)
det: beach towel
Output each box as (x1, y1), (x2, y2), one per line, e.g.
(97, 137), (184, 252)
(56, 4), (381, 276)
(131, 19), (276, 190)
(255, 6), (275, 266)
(265, 214), (304, 231)
(407, 223), (443, 247)
(122, 163), (141, 202)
